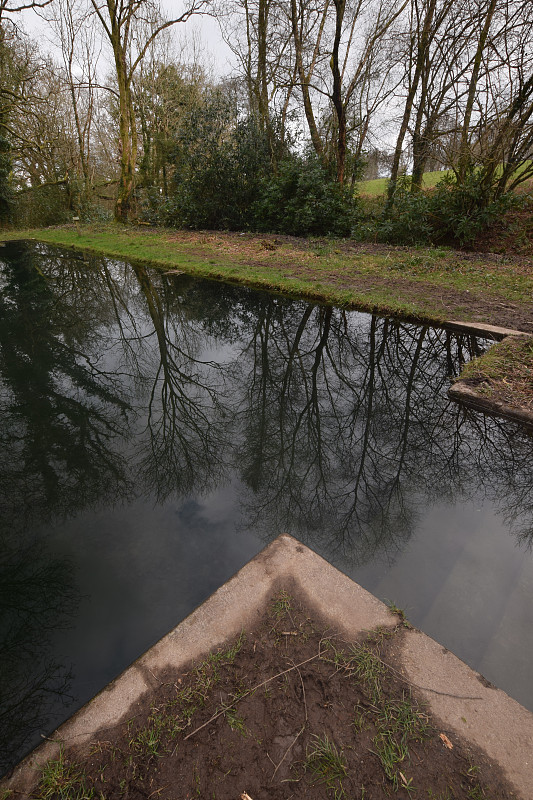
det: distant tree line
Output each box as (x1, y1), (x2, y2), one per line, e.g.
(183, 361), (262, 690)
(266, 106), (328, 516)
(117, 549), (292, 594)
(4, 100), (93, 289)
(0, 0), (532, 242)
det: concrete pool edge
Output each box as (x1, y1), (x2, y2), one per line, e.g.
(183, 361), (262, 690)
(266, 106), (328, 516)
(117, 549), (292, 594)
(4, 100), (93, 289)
(446, 325), (533, 430)
(3, 533), (532, 799)
(448, 378), (533, 429)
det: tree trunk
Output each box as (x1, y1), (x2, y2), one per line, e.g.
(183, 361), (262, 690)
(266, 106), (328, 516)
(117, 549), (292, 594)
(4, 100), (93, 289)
(290, 0), (327, 162)
(113, 38), (137, 222)
(331, 0), (347, 183)
(457, 0), (497, 182)
(386, 0), (437, 209)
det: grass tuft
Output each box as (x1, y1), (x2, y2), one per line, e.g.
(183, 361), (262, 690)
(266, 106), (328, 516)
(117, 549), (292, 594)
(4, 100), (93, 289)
(347, 644), (385, 704)
(34, 748), (94, 800)
(305, 733), (348, 797)
(271, 590), (292, 619)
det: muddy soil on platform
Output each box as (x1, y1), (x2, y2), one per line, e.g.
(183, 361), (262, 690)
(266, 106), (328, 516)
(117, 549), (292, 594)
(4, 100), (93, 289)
(30, 595), (517, 800)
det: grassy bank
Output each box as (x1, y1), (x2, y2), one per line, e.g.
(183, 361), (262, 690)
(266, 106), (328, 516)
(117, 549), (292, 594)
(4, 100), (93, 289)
(2, 223), (532, 419)
(359, 169), (451, 196)
(2, 224), (532, 328)
(358, 162), (532, 197)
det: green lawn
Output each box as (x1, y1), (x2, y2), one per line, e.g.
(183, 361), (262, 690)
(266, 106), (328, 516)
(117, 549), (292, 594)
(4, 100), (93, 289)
(358, 170), (451, 197)
(359, 161), (532, 197)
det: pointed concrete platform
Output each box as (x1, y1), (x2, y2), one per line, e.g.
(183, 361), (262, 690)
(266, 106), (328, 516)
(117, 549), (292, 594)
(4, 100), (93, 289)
(3, 534), (533, 799)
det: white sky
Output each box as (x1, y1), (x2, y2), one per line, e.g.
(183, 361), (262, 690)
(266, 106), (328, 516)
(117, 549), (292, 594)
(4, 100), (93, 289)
(16, 1), (236, 78)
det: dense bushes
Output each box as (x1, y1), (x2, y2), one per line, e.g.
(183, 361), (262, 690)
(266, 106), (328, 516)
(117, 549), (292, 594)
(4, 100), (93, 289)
(143, 94), (357, 237)
(353, 177), (431, 244)
(427, 171), (519, 243)
(127, 90), (524, 243)
(115, 91), (527, 244)
(253, 157), (357, 237)
(353, 171), (524, 246)
(11, 185), (72, 228)
(161, 96), (272, 230)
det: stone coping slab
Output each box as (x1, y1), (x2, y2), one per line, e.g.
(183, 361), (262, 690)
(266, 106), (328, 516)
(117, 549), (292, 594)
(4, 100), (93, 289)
(447, 327), (533, 430)
(3, 534), (533, 799)
(446, 321), (532, 340)
(448, 379), (533, 429)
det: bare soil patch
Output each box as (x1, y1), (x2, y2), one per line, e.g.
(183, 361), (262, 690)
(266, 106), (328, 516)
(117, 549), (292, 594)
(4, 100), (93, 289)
(32, 595), (516, 800)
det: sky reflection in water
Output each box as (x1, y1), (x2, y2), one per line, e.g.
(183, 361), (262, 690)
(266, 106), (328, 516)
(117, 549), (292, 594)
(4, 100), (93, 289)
(0, 240), (532, 773)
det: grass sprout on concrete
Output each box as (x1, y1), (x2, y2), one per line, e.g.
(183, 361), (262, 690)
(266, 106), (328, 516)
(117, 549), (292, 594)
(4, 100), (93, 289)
(386, 600), (413, 629)
(34, 748), (94, 800)
(305, 733), (348, 798)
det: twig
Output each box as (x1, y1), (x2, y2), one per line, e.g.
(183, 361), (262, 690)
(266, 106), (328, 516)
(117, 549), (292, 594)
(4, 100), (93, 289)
(271, 726), (305, 781)
(377, 655), (484, 701)
(182, 646), (328, 744)
(322, 649), (483, 701)
(271, 660), (308, 781)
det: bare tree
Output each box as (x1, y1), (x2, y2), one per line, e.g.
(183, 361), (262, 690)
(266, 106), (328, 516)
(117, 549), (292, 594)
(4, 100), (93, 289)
(218, 0), (298, 158)
(43, 0), (101, 202)
(87, 0), (208, 222)
(455, 0), (533, 197)
(328, 0), (407, 183)
(386, 0), (442, 205)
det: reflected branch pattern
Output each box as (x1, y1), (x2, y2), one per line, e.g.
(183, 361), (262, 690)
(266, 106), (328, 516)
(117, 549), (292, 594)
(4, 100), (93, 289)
(0, 240), (532, 774)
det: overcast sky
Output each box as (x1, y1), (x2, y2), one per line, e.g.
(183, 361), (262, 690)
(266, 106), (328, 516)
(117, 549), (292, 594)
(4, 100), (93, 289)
(16, 1), (236, 78)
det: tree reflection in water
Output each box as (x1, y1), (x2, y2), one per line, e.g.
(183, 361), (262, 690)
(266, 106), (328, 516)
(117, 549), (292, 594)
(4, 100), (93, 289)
(0, 241), (531, 773)
(0, 242), (130, 772)
(226, 296), (531, 562)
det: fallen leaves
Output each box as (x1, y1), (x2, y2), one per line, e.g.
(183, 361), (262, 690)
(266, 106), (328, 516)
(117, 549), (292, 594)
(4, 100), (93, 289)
(440, 732), (454, 749)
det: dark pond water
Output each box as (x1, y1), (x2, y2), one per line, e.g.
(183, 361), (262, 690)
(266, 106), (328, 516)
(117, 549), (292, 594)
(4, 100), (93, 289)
(1, 240), (532, 773)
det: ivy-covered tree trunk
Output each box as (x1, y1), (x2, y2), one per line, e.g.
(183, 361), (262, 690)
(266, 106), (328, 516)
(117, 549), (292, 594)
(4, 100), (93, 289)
(0, 29), (13, 222)
(90, 0), (204, 224)
(0, 124), (12, 222)
(114, 59), (137, 223)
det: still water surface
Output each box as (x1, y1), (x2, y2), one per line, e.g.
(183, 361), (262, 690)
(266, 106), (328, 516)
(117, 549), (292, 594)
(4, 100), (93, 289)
(1, 240), (532, 772)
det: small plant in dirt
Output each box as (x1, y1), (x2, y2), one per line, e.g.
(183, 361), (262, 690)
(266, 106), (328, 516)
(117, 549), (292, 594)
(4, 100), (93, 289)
(270, 590), (292, 619)
(346, 642), (385, 704)
(372, 696), (427, 790)
(224, 706), (247, 736)
(305, 733), (348, 798)
(129, 710), (166, 758)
